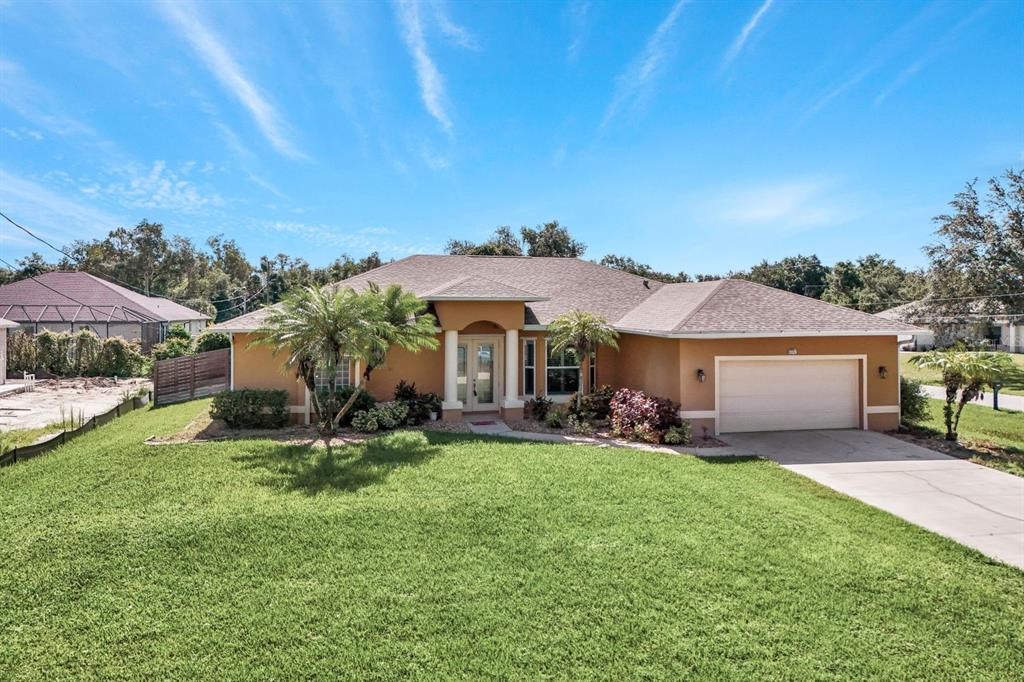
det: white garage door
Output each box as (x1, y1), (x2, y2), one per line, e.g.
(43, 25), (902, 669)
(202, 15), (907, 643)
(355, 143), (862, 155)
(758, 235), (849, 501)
(718, 359), (860, 433)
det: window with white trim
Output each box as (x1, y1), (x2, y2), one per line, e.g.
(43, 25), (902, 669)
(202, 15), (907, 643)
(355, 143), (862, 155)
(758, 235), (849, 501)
(315, 356), (351, 392)
(522, 338), (536, 397)
(546, 345), (579, 395)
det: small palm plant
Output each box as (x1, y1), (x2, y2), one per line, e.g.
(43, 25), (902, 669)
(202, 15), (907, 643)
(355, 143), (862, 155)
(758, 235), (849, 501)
(252, 284), (438, 439)
(547, 310), (619, 413)
(910, 348), (1014, 440)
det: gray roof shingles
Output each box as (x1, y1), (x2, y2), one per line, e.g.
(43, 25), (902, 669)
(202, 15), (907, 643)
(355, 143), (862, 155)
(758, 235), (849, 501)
(215, 255), (920, 335)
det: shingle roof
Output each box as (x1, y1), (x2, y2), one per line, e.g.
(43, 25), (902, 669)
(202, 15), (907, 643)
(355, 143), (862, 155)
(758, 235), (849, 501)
(0, 272), (210, 325)
(421, 275), (547, 301)
(214, 255), (920, 336)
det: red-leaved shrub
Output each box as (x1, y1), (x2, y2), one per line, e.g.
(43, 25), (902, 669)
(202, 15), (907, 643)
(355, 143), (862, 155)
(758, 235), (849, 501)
(609, 388), (680, 443)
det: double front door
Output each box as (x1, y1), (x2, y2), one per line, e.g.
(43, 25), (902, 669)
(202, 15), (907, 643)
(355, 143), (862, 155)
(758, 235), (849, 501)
(457, 336), (503, 412)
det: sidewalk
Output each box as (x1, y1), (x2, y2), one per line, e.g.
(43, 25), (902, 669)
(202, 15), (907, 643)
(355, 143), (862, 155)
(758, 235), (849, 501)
(920, 385), (1024, 411)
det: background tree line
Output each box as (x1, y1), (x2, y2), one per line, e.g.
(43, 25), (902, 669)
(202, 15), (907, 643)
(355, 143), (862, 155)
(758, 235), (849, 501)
(2, 169), (1018, 320)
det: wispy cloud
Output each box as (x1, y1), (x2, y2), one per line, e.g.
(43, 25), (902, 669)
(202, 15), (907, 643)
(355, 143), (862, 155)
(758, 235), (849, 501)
(0, 168), (125, 246)
(0, 60), (104, 142)
(874, 4), (990, 107)
(801, 2), (945, 123)
(707, 178), (850, 230)
(394, 0), (454, 134)
(1, 127), (43, 141)
(430, 0), (479, 50)
(262, 220), (436, 256)
(155, 1), (306, 160)
(601, 0), (689, 130)
(565, 0), (591, 64)
(720, 0), (774, 70)
(82, 161), (225, 213)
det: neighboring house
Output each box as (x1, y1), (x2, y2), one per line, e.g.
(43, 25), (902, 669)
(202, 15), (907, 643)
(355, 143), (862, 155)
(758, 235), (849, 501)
(215, 255), (922, 435)
(877, 301), (1023, 352)
(0, 272), (211, 351)
(0, 318), (17, 384)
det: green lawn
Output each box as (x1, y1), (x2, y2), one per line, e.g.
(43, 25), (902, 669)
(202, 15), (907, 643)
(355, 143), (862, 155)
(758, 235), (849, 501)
(901, 351), (1024, 396)
(2, 401), (1022, 679)
(911, 398), (1024, 476)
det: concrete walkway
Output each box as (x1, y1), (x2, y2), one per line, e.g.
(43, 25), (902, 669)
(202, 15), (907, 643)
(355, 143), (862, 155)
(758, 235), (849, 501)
(724, 429), (1024, 569)
(921, 384), (1024, 411)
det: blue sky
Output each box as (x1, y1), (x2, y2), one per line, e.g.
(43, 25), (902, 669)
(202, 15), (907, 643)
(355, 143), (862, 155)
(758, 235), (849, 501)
(1, 0), (1021, 274)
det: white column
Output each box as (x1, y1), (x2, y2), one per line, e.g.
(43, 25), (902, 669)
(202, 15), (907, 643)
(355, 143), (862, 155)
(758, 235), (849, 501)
(503, 329), (523, 408)
(442, 330), (462, 409)
(353, 359), (362, 387)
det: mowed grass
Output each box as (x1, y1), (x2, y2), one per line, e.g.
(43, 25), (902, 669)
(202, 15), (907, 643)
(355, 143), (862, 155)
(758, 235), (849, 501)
(901, 351), (1024, 396)
(2, 401), (1022, 679)
(913, 398), (1024, 476)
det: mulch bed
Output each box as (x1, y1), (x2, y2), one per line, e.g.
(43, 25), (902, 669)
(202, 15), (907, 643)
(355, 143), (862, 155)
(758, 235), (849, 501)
(506, 418), (729, 449)
(146, 410), (469, 447)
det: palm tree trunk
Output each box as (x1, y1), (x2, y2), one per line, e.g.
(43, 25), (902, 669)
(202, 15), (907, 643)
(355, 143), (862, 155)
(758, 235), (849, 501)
(332, 386), (364, 428)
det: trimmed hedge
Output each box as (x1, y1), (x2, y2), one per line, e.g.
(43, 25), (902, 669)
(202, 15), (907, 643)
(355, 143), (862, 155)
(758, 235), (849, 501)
(211, 389), (288, 429)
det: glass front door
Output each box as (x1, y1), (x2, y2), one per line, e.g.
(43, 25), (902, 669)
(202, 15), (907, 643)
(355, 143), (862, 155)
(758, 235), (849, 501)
(457, 337), (502, 411)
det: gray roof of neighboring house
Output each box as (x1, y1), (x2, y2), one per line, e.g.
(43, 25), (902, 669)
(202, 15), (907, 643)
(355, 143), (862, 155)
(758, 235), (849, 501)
(214, 255), (921, 336)
(0, 271), (211, 325)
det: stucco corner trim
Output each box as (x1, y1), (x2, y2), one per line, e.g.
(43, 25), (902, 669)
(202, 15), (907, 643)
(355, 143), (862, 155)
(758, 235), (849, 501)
(865, 405), (900, 414)
(679, 410), (716, 419)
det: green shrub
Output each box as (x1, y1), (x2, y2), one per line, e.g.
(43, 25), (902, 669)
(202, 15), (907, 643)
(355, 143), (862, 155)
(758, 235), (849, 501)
(35, 330), (72, 375)
(526, 396), (553, 421)
(152, 337), (193, 361)
(567, 413), (594, 435)
(166, 324), (191, 340)
(193, 331), (230, 353)
(6, 330), (36, 374)
(316, 386), (376, 426)
(393, 380), (441, 424)
(96, 337), (146, 377)
(663, 422), (692, 445)
(567, 384), (616, 420)
(372, 401), (409, 430)
(351, 410), (379, 433)
(211, 389), (288, 429)
(544, 409), (564, 429)
(900, 376), (929, 426)
(71, 329), (102, 376)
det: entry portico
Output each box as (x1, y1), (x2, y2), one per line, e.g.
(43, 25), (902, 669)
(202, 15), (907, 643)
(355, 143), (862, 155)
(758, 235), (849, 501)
(428, 277), (546, 422)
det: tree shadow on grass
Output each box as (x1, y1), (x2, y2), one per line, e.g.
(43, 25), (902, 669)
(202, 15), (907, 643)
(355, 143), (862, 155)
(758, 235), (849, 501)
(231, 430), (444, 495)
(696, 455), (762, 464)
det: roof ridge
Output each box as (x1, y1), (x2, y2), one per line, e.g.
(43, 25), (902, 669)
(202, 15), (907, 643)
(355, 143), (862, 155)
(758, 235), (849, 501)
(669, 278), (730, 332)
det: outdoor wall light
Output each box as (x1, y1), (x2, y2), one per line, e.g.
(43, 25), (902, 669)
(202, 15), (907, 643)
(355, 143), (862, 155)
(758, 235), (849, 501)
(878, 366), (889, 379)
(696, 369), (706, 383)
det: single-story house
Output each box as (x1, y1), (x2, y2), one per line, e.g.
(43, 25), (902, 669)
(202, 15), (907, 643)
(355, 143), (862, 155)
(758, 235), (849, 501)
(0, 271), (211, 350)
(877, 301), (1023, 352)
(215, 255), (922, 435)
(0, 317), (18, 384)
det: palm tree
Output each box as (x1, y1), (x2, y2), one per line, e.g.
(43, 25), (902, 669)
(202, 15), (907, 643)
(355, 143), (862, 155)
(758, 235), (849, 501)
(910, 348), (1014, 440)
(251, 284), (438, 437)
(360, 282), (439, 384)
(547, 310), (619, 412)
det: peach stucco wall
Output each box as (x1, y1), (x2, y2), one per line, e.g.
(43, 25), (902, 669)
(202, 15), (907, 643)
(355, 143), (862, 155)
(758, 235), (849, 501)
(433, 300), (524, 331)
(607, 333), (681, 401)
(232, 333), (304, 405)
(362, 334), (444, 401)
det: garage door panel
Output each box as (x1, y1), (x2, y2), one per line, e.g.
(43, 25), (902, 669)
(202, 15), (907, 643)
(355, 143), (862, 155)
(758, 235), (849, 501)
(718, 359), (860, 433)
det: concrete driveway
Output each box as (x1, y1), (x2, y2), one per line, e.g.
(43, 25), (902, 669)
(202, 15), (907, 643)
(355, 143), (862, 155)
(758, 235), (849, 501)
(724, 429), (1024, 570)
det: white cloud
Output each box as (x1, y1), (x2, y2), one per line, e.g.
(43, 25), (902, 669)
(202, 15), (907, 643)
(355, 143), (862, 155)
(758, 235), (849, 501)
(93, 161), (225, 213)
(565, 1), (591, 64)
(394, 0), (454, 134)
(263, 220), (435, 256)
(155, 0), (306, 160)
(601, 0), (689, 129)
(1, 127), (43, 141)
(0, 60), (104, 142)
(707, 179), (849, 230)
(430, 0), (479, 50)
(720, 0), (774, 70)
(0, 168), (125, 246)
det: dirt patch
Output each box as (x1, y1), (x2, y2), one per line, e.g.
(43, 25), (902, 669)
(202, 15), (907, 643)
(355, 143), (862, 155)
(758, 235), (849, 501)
(0, 378), (151, 431)
(507, 418), (728, 448)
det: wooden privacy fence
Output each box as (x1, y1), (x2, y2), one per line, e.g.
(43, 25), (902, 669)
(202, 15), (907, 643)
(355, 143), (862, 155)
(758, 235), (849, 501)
(153, 348), (230, 406)
(0, 392), (150, 467)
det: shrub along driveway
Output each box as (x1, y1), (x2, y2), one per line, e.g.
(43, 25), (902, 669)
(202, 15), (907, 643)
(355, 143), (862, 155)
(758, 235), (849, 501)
(1, 401), (1022, 679)
(724, 429), (1024, 569)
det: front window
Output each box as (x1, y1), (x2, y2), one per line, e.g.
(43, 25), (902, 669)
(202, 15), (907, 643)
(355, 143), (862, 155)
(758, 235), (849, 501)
(315, 356), (351, 392)
(523, 338), (536, 397)
(546, 345), (579, 395)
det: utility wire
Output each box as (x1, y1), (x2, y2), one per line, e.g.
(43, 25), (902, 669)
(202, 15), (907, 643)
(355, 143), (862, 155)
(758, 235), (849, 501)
(0, 209), (264, 306)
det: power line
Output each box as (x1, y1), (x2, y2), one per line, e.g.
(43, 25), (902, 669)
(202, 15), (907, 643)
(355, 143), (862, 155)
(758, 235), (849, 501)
(846, 291), (1024, 310)
(0, 209), (263, 306)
